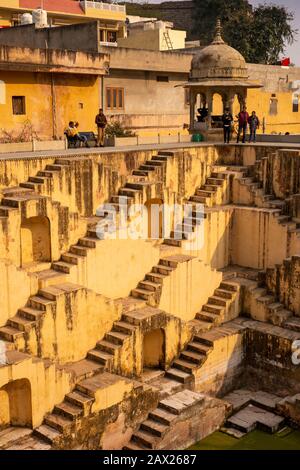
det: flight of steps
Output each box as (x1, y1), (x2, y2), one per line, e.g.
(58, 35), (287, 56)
(238, 171), (300, 236)
(130, 257), (179, 305)
(0, 189), (45, 222)
(19, 158), (72, 192)
(164, 165), (248, 247)
(33, 372), (132, 446)
(248, 284), (293, 326)
(34, 384), (95, 446)
(33, 151), (173, 285)
(124, 390), (204, 450)
(0, 283), (82, 352)
(165, 280), (240, 383)
(86, 313), (138, 371)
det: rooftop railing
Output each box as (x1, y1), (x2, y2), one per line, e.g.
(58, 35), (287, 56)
(80, 1), (126, 13)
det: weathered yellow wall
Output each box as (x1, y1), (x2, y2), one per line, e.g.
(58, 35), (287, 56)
(0, 71), (100, 140)
(158, 258), (222, 321)
(231, 207), (294, 269)
(0, 353), (71, 428)
(194, 332), (244, 395)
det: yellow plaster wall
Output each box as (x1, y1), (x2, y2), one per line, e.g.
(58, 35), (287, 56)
(194, 332), (244, 395)
(0, 71), (100, 140)
(231, 207), (290, 269)
(0, 259), (38, 328)
(158, 258), (222, 321)
(0, 355), (71, 428)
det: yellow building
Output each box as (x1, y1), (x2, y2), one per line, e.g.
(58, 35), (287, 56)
(0, 17), (299, 141)
(0, 0), (126, 45)
(118, 19), (186, 51)
(0, 39), (109, 140)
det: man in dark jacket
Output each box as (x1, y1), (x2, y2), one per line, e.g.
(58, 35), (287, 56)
(248, 111), (260, 143)
(236, 106), (249, 143)
(222, 108), (233, 144)
(95, 108), (107, 147)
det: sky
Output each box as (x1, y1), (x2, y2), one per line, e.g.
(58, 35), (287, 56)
(250, 0), (299, 64)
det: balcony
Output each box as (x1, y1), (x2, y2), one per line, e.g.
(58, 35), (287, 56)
(80, 1), (126, 14)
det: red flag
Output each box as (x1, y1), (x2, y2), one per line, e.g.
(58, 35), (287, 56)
(281, 57), (291, 66)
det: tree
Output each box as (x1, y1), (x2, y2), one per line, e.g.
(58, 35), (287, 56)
(192, 0), (296, 64)
(249, 5), (295, 64)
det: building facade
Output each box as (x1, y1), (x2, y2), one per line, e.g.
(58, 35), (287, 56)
(0, 0), (126, 46)
(0, 18), (299, 139)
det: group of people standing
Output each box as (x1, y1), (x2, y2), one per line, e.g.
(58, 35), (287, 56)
(65, 109), (108, 147)
(222, 106), (260, 144)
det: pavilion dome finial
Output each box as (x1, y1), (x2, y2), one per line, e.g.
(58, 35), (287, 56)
(190, 16), (248, 81)
(212, 18), (225, 45)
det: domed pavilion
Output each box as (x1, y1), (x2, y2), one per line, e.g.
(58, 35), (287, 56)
(186, 20), (262, 137)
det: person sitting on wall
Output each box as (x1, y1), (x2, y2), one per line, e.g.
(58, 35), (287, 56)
(65, 121), (78, 147)
(248, 111), (260, 143)
(74, 122), (88, 147)
(95, 108), (107, 147)
(222, 107), (233, 144)
(65, 122), (87, 148)
(197, 107), (208, 122)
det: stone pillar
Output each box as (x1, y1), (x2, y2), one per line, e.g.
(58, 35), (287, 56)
(238, 91), (247, 111)
(200, 92), (207, 108)
(222, 93), (228, 114)
(228, 92), (235, 115)
(206, 90), (213, 129)
(189, 89), (197, 131)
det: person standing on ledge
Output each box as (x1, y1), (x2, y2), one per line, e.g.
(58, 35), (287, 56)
(248, 111), (260, 143)
(222, 107), (233, 144)
(95, 108), (107, 147)
(236, 106), (249, 144)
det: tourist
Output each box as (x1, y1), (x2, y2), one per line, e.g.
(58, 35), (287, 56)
(95, 108), (107, 147)
(236, 106), (249, 144)
(248, 111), (260, 143)
(74, 122), (88, 146)
(197, 106), (208, 123)
(222, 107), (233, 144)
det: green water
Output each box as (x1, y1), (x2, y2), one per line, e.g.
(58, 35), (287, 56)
(189, 429), (300, 450)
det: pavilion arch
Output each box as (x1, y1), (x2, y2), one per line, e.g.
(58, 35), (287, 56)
(21, 215), (51, 267)
(143, 328), (166, 370)
(0, 378), (33, 428)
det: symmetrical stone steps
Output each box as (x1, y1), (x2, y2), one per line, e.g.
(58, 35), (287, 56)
(165, 280), (240, 383)
(124, 390), (203, 450)
(238, 171), (300, 234)
(164, 165), (248, 247)
(0, 283), (82, 350)
(131, 257), (178, 305)
(86, 315), (138, 370)
(256, 255), (300, 331)
(32, 151), (173, 286)
(34, 372), (127, 446)
(0, 191), (46, 220)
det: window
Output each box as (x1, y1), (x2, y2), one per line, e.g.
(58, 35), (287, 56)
(269, 95), (278, 116)
(106, 87), (124, 110)
(293, 94), (299, 113)
(156, 76), (169, 82)
(12, 96), (26, 115)
(107, 31), (117, 43)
